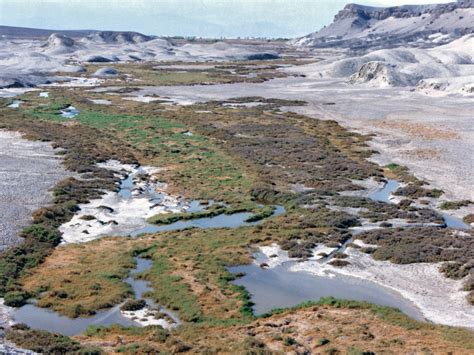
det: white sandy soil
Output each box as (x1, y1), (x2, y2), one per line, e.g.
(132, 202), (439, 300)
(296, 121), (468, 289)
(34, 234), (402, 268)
(60, 160), (186, 243)
(121, 306), (177, 329)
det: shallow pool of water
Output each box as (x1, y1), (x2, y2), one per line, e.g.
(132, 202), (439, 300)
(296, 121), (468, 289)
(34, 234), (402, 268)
(60, 106), (80, 118)
(7, 100), (22, 108)
(12, 303), (137, 336)
(368, 179), (399, 202)
(441, 213), (470, 229)
(229, 258), (425, 321)
(131, 205), (285, 237)
(12, 258), (155, 335)
(118, 173), (134, 199)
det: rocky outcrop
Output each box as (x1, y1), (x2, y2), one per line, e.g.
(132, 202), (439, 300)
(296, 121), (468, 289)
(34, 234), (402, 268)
(336, 1), (472, 22)
(292, 1), (474, 49)
(349, 61), (398, 86)
(41, 33), (77, 54)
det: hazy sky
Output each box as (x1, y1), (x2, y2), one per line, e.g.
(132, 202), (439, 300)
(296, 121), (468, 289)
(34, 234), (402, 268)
(0, 0), (452, 38)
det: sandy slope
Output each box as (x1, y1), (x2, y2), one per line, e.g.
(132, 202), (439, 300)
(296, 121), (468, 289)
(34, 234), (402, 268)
(287, 34), (474, 95)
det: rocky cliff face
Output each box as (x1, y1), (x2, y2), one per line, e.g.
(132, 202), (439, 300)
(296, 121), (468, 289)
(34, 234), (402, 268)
(336, 1), (472, 22)
(292, 1), (474, 50)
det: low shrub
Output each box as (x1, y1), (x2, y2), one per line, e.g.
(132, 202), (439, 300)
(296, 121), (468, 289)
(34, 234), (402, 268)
(439, 200), (472, 210)
(283, 337), (297, 346)
(120, 299), (147, 311)
(318, 338), (330, 346)
(4, 290), (30, 307)
(6, 329), (84, 353)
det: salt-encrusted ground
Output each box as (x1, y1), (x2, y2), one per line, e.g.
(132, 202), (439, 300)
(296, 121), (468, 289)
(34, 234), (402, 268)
(60, 160), (186, 243)
(121, 306), (178, 329)
(0, 131), (70, 251)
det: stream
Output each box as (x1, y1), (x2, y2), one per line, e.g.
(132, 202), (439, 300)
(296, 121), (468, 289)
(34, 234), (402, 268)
(4, 168), (469, 335)
(131, 205), (285, 237)
(367, 179), (470, 229)
(8, 163), (282, 335)
(60, 161), (285, 242)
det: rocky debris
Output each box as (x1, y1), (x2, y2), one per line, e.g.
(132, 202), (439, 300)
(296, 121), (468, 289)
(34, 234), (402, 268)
(0, 75), (51, 89)
(299, 34), (474, 92)
(335, 2), (472, 22)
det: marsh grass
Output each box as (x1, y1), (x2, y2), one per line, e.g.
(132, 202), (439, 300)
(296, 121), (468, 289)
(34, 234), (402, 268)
(20, 238), (137, 318)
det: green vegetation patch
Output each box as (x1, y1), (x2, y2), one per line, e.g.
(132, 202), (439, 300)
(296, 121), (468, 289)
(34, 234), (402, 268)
(6, 327), (98, 354)
(439, 200), (472, 210)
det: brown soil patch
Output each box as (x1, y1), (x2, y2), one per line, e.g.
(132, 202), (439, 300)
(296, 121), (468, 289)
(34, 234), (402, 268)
(374, 120), (460, 140)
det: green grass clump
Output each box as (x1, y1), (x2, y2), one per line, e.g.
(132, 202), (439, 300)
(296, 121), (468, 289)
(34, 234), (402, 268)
(143, 254), (202, 322)
(283, 337), (297, 346)
(244, 205), (276, 222)
(439, 200), (472, 210)
(148, 203), (276, 225)
(318, 338), (330, 346)
(148, 205), (228, 225)
(3, 290), (30, 307)
(6, 328), (90, 354)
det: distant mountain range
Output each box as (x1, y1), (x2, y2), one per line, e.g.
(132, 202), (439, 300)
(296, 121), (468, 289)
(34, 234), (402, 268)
(0, 25), (95, 39)
(0, 25), (157, 42)
(292, 0), (474, 49)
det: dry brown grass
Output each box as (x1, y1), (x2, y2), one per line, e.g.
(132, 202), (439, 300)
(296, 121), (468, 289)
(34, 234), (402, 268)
(76, 304), (474, 354)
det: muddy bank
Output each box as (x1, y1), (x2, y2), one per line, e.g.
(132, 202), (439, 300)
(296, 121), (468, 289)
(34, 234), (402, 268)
(0, 131), (69, 251)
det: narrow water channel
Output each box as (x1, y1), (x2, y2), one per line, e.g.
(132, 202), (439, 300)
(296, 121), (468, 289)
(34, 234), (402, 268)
(131, 205), (285, 237)
(368, 179), (470, 229)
